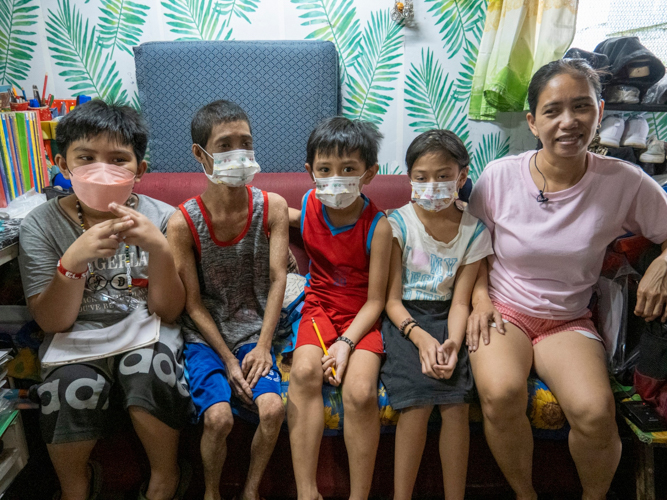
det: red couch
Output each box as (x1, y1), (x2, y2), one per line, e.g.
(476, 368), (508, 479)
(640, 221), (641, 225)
(87, 172), (580, 498)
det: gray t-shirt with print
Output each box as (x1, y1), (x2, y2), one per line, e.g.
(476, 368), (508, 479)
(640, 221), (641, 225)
(18, 195), (176, 373)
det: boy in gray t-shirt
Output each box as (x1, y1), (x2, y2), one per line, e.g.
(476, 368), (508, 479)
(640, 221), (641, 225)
(18, 100), (190, 500)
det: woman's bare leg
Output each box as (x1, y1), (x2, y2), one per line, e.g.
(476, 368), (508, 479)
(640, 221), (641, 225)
(534, 331), (621, 500)
(470, 323), (536, 500)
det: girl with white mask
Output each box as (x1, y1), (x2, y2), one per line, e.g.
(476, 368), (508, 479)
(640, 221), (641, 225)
(381, 129), (493, 500)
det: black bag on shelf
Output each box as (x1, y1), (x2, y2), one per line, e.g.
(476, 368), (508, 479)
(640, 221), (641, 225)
(594, 37), (665, 92)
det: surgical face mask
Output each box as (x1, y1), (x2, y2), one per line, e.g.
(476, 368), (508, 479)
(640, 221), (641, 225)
(411, 180), (458, 212)
(69, 162), (135, 212)
(199, 148), (261, 187)
(314, 173), (366, 209)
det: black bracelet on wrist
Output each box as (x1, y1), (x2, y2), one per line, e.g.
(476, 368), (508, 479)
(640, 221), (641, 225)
(335, 336), (355, 350)
(399, 317), (416, 336)
(404, 321), (420, 340)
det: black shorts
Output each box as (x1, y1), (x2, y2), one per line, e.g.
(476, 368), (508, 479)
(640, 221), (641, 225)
(380, 300), (474, 411)
(33, 324), (191, 444)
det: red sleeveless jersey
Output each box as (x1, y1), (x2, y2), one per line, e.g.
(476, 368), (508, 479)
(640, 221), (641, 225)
(300, 189), (385, 315)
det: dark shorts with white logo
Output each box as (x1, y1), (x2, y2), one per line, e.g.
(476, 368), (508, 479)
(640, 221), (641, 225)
(33, 324), (191, 444)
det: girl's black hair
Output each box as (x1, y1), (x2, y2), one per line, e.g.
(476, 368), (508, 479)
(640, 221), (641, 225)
(405, 129), (469, 174)
(191, 100), (252, 149)
(527, 58), (604, 116)
(306, 116), (383, 168)
(55, 99), (148, 161)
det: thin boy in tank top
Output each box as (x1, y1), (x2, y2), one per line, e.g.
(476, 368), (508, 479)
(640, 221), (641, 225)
(167, 100), (289, 500)
(286, 117), (392, 500)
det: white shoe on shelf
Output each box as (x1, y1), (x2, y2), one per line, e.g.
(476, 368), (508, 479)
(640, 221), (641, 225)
(639, 135), (666, 163)
(598, 115), (625, 147)
(620, 115), (649, 148)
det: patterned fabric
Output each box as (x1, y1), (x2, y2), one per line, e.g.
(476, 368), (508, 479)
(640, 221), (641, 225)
(178, 187), (272, 351)
(0, 219), (20, 251)
(493, 301), (600, 345)
(469, 0), (578, 120)
(134, 41), (340, 173)
(229, 277), (570, 438)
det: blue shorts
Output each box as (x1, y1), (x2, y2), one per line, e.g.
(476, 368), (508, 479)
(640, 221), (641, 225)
(184, 342), (281, 418)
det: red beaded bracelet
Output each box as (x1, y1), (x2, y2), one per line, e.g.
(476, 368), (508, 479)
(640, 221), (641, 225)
(57, 259), (86, 280)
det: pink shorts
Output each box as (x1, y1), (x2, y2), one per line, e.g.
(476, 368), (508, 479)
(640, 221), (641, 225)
(492, 301), (602, 346)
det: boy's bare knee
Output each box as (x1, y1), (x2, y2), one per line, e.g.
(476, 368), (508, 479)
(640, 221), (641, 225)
(343, 382), (377, 414)
(258, 395), (285, 428)
(204, 404), (234, 439)
(290, 361), (322, 393)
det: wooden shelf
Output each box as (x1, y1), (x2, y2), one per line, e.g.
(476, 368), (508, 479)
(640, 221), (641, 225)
(0, 244), (17, 267)
(604, 104), (667, 112)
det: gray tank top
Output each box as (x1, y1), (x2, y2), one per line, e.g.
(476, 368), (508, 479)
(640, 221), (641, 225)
(179, 186), (272, 351)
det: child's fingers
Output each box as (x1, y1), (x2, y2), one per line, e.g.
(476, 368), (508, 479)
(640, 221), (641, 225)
(232, 378), (253, 405)
(261, 365), (271, 378)
(435, 345), (445, 365)
(97, 218), (133, 238)
(248, 365), (263, 389)
(240, 378), (254, 402)
(108, 202), (139, 219)
(421, 357), (436, 378)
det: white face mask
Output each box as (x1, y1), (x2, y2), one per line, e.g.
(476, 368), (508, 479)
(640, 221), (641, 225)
(199, 148), (261, 187)
(314, 174), (366, 209)
(411, 180), (458, 212)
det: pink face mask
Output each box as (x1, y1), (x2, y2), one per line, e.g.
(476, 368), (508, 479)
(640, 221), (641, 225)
(69, 163), (136, 212)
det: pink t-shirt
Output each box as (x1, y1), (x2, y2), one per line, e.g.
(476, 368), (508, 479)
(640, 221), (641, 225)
(468, 150), (667, 320)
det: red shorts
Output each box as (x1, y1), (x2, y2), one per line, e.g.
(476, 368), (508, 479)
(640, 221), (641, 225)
(295, 298), (384, 354)
(493, 301), (601, 346)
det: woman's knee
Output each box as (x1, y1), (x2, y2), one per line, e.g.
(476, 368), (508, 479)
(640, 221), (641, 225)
(478, 380), (527, 424)
(566, 395), (617, 440)
(203, 404), (234, 439)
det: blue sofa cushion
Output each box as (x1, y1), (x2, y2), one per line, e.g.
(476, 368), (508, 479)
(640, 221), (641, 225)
(134, 40), (341, 173)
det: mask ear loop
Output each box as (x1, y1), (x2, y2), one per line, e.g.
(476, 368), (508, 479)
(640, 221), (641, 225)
(196, 144), (215, 175)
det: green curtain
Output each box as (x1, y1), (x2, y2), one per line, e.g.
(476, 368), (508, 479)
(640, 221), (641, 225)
(469, 0), (579, 121)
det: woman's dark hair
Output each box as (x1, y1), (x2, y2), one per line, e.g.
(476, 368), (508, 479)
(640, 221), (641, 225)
(527, 58), (604, 115)
(191, 100), (252, 149)
(306, 116), (383, 169)
(405, 129), (469, 174)
(55, 99), (148, 162)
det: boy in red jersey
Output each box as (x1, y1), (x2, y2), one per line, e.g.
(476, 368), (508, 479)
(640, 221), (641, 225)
(287, 117), (392, 500)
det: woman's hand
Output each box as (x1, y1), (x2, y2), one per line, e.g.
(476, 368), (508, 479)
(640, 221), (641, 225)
(466, 298), (504, 352)
(322, 340), (351, 387)
(635, 253), (667, 322)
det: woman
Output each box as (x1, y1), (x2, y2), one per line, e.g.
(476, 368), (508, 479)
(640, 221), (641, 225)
(467, 58), (667, 500)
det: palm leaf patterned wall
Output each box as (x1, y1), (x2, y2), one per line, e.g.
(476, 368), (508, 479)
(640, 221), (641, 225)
(15, 0), (655, 178)
(162, 0), (261, 40)
(0, 0), (39, 88)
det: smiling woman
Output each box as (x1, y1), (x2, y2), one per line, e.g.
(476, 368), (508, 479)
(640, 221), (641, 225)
(465, 58), (667, 500)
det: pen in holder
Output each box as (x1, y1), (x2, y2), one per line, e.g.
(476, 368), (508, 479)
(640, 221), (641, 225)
(28, 99), (53, 121)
